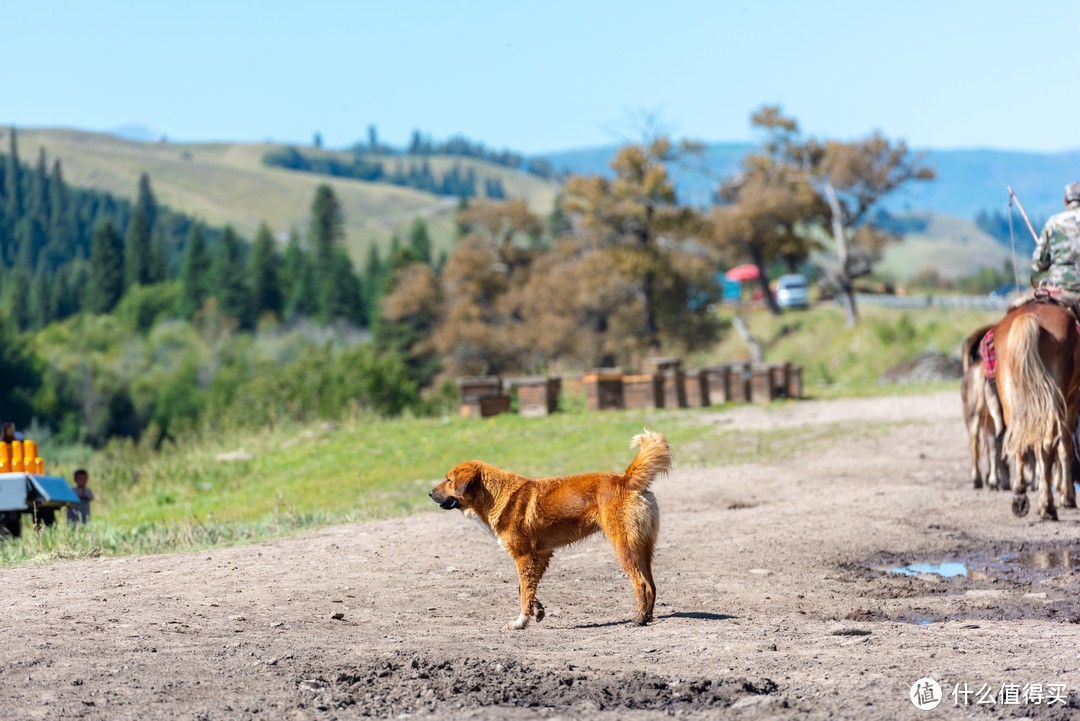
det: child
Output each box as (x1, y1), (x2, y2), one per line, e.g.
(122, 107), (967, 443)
(67, 469), (94, 524)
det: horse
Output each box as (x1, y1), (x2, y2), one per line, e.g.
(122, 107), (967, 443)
(992, 302), (1080, 519)
(960, 324), (1009, 490)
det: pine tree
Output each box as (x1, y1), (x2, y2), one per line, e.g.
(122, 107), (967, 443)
(46, 159), (75, 270)
(408, 218), (432, 265)
(27, 271), (50, 330)
(86, 220), (125, 314)
(5, 268), (30, 330)
(3, 128), (24, 266)
(211, 225), (250, 327)
(29, 148), (49, 222)
(4, 128), (23, 229)
(248, 222), (281, 321)
(281, 226), (314, 321)
(361, 243), (385, 324)
(307, 184), (348, 322)
(124, 173), (156, 288)
(178, 223), (210, 319)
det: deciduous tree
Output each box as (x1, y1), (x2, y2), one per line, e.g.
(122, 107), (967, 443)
(750, 106), (935, 326)
(559, 138), (709, 362)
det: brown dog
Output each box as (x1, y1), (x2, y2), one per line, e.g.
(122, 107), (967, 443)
(429, 430), (671, 629)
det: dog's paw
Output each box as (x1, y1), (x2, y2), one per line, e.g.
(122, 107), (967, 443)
(533, 600), (545, 623)
(504, 614), (530, 631)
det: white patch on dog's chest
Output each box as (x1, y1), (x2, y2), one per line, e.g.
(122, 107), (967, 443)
(465, 509), (506, 550)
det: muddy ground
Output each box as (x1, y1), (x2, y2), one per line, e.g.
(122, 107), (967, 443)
(1, 391), (1078, 720)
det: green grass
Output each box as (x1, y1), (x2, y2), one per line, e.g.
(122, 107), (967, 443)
(3, 405), (899, 566)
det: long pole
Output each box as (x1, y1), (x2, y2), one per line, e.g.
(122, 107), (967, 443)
(1007, 186), (1041, 244)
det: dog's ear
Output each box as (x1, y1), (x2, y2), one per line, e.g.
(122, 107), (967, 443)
(450, 462), (482, 492)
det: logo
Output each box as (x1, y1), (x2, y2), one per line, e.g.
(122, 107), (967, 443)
(910, 677), (942, 710)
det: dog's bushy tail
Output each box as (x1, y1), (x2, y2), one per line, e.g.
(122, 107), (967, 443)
(622, 430), (672, 492)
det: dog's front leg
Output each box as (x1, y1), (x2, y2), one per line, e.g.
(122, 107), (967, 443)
(506, 552), (551, 630)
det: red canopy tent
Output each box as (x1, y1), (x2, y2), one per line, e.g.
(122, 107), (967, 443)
(724, 264), (760, 282)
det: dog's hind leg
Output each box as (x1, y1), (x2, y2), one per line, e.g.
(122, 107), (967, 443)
(506, 551), (551, 630)
(608, 493), (659, 626)
(612, 541), (656, 626)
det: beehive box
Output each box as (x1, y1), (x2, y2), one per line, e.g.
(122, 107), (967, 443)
(659, 370), (687, 408)
(787, 365), (803, 399)
(459, 395), (512, 418)
(622, 374), (663, 409)
(702, 365), (731, 404)
(727, 362), (752, 403)
(513, 377), (561, 417)
(683, 369), (710, 407)
(457, 376), (503, 402)
(582, 371), (624, 411)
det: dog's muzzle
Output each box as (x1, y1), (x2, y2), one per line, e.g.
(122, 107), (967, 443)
(429, 489), (460, 510)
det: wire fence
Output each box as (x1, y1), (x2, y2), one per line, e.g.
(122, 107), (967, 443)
(853, 293), (1009, 311)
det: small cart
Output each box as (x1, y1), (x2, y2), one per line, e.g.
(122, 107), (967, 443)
(0, 472), (81, 538)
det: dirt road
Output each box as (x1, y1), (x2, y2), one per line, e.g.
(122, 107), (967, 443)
(2, 391), (1078, 720)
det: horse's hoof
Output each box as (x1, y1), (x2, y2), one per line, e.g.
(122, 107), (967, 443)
(1062, 499), (1077, 509)
(973, 478), (984, 490)
(1040, 507), (1059, 522)
(1012, 494), (1030, 517)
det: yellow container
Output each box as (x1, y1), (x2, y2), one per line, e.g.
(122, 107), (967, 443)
(23, 439), (37, 467)
(0, 442), (8, 472)
(10, 441), (23, 473)
(32, 457), (44, 475)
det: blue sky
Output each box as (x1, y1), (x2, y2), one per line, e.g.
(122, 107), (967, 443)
(6, 1), (1079, 154)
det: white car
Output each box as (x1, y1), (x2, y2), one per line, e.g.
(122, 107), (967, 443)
(776, 274), (810, 309)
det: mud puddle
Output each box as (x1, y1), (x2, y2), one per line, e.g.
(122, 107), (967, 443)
(299, 654), (780, 716)
(859, 542), (1080, 626)
(883, 543), (1080, 584)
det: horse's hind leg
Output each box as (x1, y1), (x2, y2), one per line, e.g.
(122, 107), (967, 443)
(1063, 420), (1080, 508)
(1038, 446), (1058, 521)
(986, 383), (1010, 490)
(1011, 451), (1032, 517)
(968, 414), (984, 489)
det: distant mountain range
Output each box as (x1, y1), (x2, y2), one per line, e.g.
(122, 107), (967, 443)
(539, 143), (1080, 221)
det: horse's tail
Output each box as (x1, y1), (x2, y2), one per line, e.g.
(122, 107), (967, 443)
(1001, 313), (1066, 459)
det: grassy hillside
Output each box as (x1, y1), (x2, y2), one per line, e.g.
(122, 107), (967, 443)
(874, 213), (1021, 283)
(7, 128), (560, 264)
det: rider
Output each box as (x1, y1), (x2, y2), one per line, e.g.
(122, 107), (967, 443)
(1032, 181), (1080, 297)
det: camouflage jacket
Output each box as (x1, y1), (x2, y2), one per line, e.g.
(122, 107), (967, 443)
(1033, 201), (1080, 292)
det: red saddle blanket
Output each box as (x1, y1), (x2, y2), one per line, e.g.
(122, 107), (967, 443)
(981, 330), (997, 380)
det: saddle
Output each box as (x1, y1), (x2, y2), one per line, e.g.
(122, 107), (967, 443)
(1005, 285), (1080, 323)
